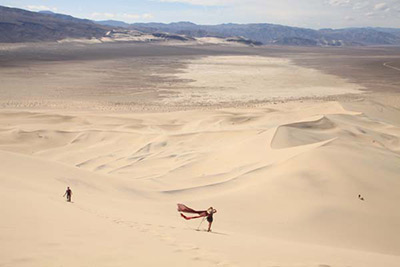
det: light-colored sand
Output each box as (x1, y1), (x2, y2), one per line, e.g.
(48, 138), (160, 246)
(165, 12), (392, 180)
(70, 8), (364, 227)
(1, 49), (400, 266)
(0, 55), (366, 111)
(164, 56), (364, 105)
(1, 98), (400, 266)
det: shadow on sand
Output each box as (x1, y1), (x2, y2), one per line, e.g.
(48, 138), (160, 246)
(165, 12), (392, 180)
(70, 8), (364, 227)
(195, 229), (228, 235)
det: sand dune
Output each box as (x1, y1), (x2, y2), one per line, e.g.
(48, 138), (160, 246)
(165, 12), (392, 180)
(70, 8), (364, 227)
(1, 98), (400, 266)
(1, 45), (400, 266)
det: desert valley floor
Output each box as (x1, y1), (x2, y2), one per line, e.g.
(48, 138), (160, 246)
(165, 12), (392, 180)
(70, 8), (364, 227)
(0, 43), (400, 267)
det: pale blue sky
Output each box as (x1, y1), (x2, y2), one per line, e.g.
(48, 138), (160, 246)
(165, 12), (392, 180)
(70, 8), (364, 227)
(3, 0), (400, 29)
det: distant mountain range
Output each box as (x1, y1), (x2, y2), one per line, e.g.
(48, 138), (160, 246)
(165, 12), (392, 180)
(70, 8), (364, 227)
(106, 21), (400, 46)
(1, 5), (400, 46)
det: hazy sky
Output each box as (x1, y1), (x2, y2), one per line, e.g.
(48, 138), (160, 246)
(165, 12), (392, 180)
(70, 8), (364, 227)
(3, 0), (400, 28)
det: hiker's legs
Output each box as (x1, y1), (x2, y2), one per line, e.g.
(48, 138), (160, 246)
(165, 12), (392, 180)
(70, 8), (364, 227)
(208, 221), (212, 232)
(67, 194), (71, 202)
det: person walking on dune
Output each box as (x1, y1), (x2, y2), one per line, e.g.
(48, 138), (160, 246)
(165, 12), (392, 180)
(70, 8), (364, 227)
(206, 207), (217, 232)
(63, 187), (72, 202)
(177, 204), (217, 232)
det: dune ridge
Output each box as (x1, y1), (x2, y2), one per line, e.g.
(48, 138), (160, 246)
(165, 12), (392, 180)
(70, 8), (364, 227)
(1, 98), (400, 266)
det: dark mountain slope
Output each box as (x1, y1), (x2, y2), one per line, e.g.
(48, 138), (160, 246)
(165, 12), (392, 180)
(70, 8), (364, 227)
(0, 6), (110, 42)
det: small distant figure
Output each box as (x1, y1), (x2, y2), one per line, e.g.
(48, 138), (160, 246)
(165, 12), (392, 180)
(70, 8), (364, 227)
(64, 187), (72, 202)
(206, 207), (217, 232)
(358, 194), (364, 201)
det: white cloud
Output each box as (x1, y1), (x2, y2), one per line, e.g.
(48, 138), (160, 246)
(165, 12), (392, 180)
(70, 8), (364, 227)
(353, 2), (369, 10)
(142, 13), (154, 19)
(326, 0), (396, 12)
(374, 2), (388, 10)
(327, 0), (351, 7)
(90, 12), (154, 21)
(26, 5), (58, 12)
(321, 0), (400, 25)
(104, 13), (115, 18)
(119, 13), (153, 19)
(158, 0), (232, 6)
(91, 12), (114, 18)
(121, 13), (140, 19)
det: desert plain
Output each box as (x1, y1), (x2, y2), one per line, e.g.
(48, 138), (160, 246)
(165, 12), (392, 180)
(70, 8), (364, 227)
(0, 42), (400, 267)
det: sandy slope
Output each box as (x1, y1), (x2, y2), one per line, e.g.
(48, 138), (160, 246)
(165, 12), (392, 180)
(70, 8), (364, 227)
(1, 98), (400, 266)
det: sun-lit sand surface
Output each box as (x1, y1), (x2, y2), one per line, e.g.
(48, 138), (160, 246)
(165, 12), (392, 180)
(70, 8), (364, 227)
(0, 43), (399, 267)
(166, 56), (363, 104)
